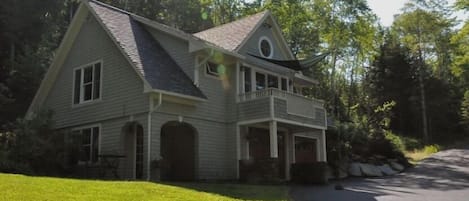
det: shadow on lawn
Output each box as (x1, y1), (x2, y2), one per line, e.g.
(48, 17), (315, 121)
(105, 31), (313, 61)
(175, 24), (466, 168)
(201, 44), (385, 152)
(163, 182), (288, 201)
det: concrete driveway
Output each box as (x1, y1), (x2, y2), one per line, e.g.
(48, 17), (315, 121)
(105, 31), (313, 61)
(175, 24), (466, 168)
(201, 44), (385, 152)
(290, 148), (469, 201)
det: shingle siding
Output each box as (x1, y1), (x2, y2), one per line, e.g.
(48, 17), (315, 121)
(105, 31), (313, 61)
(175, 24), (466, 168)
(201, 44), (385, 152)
(237, 98), (271, 121)
(237, 22), (289, 60)
(274, 98), (326, 128)
(43, 15), (149, 129)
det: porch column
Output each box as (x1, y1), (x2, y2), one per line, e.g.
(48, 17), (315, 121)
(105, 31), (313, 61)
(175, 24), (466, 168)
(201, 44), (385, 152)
(269, 121), (278, 158)
(285, 131), (291, 180)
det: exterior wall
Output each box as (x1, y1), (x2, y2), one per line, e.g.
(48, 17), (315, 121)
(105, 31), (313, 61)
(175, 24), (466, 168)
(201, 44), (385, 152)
(150, 107), (237, 180)
(42, 14), (149, 129)
(143, 26), (240, 180)
(237, 19), (290, 60)
(237, 98), (271, 121)
(274, 98), (326, 128)
(98, 114), (148, 179)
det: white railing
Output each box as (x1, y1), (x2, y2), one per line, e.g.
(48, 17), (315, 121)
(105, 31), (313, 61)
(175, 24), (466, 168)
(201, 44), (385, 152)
(238, 88), (324, 113)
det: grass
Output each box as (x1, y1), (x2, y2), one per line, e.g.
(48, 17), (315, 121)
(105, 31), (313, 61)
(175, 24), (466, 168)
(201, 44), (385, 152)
(0, 173), (288, 201)
(405, 144), (440, 164)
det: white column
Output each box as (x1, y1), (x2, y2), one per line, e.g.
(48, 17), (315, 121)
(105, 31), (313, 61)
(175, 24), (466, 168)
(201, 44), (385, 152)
(269, 121), (278, 158)
(284, 131), (291, 180)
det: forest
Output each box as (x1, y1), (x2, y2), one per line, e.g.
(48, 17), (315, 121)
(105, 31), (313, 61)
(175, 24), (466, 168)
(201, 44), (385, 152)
(0, 0), (468, 165)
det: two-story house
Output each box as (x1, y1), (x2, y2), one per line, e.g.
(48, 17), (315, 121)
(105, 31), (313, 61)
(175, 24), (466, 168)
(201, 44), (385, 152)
(27, 0), (327, 181)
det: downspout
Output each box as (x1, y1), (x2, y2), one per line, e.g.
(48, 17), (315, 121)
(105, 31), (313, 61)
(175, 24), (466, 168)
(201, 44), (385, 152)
(147, 92), (162, 181)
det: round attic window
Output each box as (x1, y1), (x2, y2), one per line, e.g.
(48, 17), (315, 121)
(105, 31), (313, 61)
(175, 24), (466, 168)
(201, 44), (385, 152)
(259, 36), (273, 58)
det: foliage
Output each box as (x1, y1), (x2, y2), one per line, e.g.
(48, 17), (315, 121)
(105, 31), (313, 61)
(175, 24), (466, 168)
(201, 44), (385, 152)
(461, 90), (469, 129)
(0, 173), (288, 201)
(423, 144), (441, 154)
(0, 110), (77, 176)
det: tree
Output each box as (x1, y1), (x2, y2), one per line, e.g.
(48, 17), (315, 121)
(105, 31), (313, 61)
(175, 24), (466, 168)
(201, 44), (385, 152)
(391, 0), (455, 142)
(366, 34), (419, 136)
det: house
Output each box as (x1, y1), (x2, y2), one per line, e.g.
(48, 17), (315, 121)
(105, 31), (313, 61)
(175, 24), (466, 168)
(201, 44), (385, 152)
(26, 0), (327, 181)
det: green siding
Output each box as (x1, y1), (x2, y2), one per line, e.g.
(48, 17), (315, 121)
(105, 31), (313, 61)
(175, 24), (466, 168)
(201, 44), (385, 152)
(237, 98), (271, 121)
(43, 14), (149, 128)
(237, 20), (290, 60)
(274, 98), (326, 128)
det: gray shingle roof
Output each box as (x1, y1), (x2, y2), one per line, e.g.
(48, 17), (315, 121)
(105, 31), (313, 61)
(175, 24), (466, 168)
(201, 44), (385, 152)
(88, 1), (206, 99)
(193, 11), (268, 51)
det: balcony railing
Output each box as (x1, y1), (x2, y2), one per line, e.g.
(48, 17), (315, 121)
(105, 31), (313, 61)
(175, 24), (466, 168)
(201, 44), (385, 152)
(238, 88), (324, 119)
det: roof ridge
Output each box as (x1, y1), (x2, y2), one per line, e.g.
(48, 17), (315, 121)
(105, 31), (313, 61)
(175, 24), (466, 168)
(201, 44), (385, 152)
(195, 10), (269, 34)
(192, 10), (270, 51)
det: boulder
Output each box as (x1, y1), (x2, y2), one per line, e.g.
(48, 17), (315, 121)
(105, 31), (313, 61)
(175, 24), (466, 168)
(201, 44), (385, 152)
(378, 164), (397, 176)
(359, 163), (383, 177)
(348, 163), (362, 177)
(390, 162), (405, 172)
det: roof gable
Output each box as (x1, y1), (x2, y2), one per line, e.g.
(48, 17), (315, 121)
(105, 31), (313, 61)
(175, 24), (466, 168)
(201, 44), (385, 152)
(87, 1), (206, 99)
(193, 11), (295, 60)
(194, 11), (268, 52)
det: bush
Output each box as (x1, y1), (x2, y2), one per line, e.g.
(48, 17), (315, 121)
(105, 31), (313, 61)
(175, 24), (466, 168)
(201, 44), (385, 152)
(290, 162), (328, 185)
(423, 144), (440, 154)
(0, 110), (77, 176)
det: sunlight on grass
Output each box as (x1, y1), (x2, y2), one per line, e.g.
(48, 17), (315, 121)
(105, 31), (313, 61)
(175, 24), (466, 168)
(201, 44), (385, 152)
(0, 173), (288, 201)
(405, 144), (441, 164)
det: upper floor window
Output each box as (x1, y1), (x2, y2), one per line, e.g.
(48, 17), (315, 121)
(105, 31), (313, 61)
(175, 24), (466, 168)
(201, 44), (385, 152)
(72, 125), (100, 164)
(206, 61), (220, 77)
(73, 61), (102, 104)
(259, 36), (273, 58)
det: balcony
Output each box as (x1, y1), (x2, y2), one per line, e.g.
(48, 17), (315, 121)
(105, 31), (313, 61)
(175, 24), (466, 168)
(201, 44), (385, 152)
(237, 88), (326, 128)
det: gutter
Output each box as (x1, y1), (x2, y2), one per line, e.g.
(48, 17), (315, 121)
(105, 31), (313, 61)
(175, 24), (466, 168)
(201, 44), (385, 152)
(147, 92), (162, 180)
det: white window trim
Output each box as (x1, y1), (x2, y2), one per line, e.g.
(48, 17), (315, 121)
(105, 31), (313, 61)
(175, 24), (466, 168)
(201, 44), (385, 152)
(240, 63), (289, 94)
(71, 60), (103, 107)
(201, 58), (224, 80)
(259, 36), (274, 58)
(72, 124), (102, 164)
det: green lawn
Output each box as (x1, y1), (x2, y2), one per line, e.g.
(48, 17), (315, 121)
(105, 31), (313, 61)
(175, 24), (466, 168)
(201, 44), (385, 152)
(0, 173), (288, 201)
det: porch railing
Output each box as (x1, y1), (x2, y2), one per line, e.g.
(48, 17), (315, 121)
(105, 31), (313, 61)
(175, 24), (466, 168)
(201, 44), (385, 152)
(238, 88), (324, 118)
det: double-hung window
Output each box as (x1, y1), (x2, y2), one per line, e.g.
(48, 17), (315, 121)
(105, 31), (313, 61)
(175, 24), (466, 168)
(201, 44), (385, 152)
(72, 126), (100, 164)
(73, 61), (102, 104)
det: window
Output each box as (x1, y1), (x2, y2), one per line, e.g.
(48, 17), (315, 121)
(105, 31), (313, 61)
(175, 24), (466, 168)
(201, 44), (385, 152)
(267, 74), (278, 88)
(73, 62), (101, 104)
(206, 61), (220, 77)
(244, 67), (251, 92)
(259, 36), (273, 58)
(72, 126), (100, 164)
(281, 78), (287, 91)
(256, 72), (266, 90)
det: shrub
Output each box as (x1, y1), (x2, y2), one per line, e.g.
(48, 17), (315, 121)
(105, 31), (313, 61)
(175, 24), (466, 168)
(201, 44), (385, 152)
(423, 144), (440, 154)
(290, 162), (328, 185)
(1, 110), (76, 176)
(384, 131), (405, 152)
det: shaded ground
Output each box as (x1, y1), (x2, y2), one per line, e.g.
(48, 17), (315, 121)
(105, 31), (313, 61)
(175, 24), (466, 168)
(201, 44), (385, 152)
(290, 148), (469, 201)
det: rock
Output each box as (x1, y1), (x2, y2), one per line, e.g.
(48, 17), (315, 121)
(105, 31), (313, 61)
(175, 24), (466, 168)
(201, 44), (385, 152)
(348, 163), (362, 177)
(378, 164), (397, 176)
(390, 162), (405, 172)
(359, 163), (383, 177)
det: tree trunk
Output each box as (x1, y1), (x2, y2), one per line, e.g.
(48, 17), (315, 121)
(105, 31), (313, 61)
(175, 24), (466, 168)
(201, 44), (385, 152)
(418, 59), (429, 143)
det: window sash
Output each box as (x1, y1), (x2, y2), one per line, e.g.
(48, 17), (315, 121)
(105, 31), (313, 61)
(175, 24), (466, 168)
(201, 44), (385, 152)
(76, 126), (99, 164)
(74, 62), (101, 104)
(205, 62), (219, 77)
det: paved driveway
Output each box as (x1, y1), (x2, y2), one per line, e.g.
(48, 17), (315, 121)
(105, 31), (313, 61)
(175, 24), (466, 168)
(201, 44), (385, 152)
(290, 148), (469, 201)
